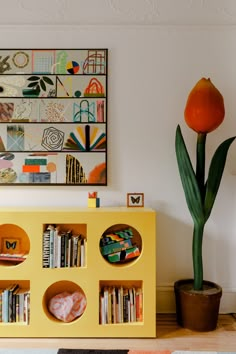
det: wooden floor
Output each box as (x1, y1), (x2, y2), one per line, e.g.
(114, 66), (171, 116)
(1, 314), (236, 351)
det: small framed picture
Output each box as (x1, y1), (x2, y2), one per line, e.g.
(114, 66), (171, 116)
(127, 193), (144, 207)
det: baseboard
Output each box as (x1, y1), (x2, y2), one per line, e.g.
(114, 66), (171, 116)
(156, 285), (236, 314)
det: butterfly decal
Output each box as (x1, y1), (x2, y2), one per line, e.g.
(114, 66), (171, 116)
(6, 240), (17, 249)
(131, 196), (140, 204)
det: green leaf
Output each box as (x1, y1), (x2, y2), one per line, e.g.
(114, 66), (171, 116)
(27, 76), (40, 81)
(204, 136), (235, 221)
(34, 84), (40, 94)
(43, 76), (54, 85)
(175, 125), (205, 224)
(40, 79), (46, 91)
(27, 82), (39, 88)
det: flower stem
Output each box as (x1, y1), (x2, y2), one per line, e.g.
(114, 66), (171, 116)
(196, 133), (207, 202)
(193, 221), (204, 290)
(193, 132), (207, 290)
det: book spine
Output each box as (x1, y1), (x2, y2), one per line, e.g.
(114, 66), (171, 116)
(80, 238), (86, 267)
(71, 235), (79, 267)
(0, 291), (2, 322)
(2, 288), (9, 323)
(136, 288), (143, 322)
(60, 233), (65, 267)
(123, 288), (129, 323)
(42, 230), (50, 268)
(49, 228), (55, 268)
(56, 233), (61, 268)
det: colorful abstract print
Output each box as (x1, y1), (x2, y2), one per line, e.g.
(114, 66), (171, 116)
(0, 49), (107, 185)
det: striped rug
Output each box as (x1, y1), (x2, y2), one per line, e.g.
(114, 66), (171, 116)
(0, 350), (235, 354)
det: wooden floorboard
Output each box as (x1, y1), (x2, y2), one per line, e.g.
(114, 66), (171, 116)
(0, 314), (236, 351)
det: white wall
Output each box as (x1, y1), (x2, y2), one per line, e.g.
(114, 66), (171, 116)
(1, 0), (236, 312)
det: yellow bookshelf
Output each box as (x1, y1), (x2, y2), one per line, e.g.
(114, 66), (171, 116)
(0, 207), (156, 338)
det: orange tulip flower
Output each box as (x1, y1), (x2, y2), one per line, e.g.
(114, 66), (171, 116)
(184, 78), (225, 133)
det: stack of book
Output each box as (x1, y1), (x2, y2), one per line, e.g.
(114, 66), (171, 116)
(0, 284), (30, 324)
(100, 228), (140, 263)
(99, 285), (143, 324)
(43, 225), (86, 268)
(0, 253), (27, 263)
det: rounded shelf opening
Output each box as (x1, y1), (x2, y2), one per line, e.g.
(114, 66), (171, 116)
(0, 224), (30, 266)
(43, 280), (87, 323)
(99, 224), (142, 266)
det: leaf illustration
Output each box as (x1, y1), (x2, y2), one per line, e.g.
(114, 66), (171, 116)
(27, 76), (40, 81)
(43, 76), (54, 85)
(40, 79), (46, 91)
(27, 82), (39, 88)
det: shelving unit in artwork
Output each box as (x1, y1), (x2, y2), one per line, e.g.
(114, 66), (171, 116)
(0, 207), (156, 338)
(0, 48), (107, 186)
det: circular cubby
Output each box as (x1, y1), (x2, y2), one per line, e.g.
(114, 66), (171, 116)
(0, 224), (30, 266)
(99, 224), (142, 266)
(43, 280), (87, 323)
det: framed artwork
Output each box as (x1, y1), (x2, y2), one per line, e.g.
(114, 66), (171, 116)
(1, 237), (21, 254)
(0, 49), (107, 185)
(127, 193), (144, 207)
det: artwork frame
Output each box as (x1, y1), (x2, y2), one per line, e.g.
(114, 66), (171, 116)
(0, 48), (108, 185)
(127, 193), (144, 207)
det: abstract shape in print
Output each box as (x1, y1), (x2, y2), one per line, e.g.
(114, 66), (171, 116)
(7, 125), (24, 151)
(0, 55), (11, 73)
(13, 100), (32, 121)
(41, 127), (64, 151)
(45, 102), (66, 122)
(66, 154), (87, 184)
(84, 78), (105, 97)
(64, 125), (106, 151)
(66, 61), (80, 75)
(88, 162), (106, 184)
(12, 51), (29, 69)
(83, 49), (106, 74)
(0, 103), (14, 121)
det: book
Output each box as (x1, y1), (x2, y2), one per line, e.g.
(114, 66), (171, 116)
(0, 254), (27, 262)
(2, 284), (12, 322)
(53, 226), (59, 268)
(71, 234), (80, 267)
(0, 289), (4, 322)
(55, 226), (62, 268)
(112, 286), (117, 324)
(99, 292), (105, 324)
(107, 246), (140, 263)
(76, 237), (82, 267)
(80, 238), (86, 267)
(117, 286), (124, 323)
(60, 232), (66, 267)
(8, 284), (19, 322)
(103, 287), (109, 324)
(42, 229), (50, 268)
(15, 288), (30, 323)
(64, 230), (72, 267)
(123, 288), (129, 323)
(24, 291), (30, 324)
(48, 224), (55, 268)
(135, 287), (143, 322)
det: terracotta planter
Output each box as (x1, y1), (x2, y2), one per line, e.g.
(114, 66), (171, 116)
(174, 279), (222, 332)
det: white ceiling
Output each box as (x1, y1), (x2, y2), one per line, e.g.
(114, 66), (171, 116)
(3, 0), (236, 26)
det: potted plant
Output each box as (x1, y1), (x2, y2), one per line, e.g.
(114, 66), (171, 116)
(174, 77), (235, 331)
